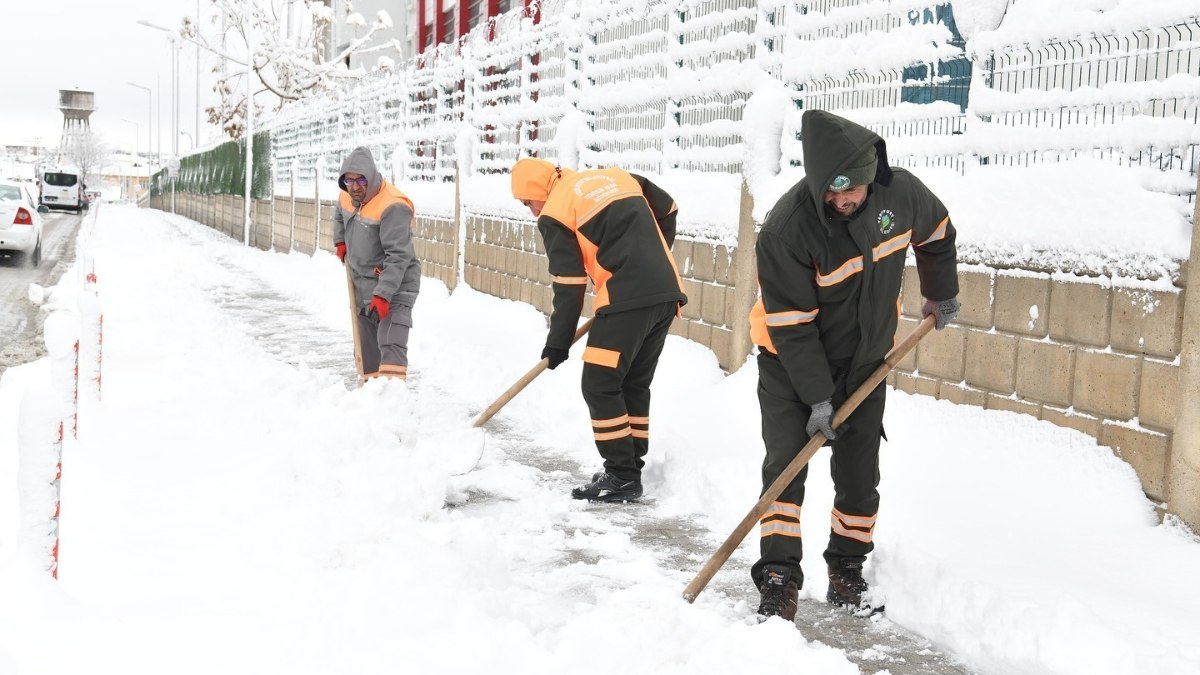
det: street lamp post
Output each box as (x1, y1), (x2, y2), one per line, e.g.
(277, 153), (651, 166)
(120, 118), (140, 201)
(119, 118), (140, 156)
(243, 68), (254, 247)
(127, 82), (154, 174)
(137, 19), (180, 158)
(180, 131), (194, 151)
(138, 19), (182, 214)
(195, 0), (201, 144)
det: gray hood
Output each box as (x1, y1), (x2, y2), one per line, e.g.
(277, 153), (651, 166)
(338, 146), (383, 206)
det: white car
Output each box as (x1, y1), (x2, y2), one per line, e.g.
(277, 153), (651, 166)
(0, 180), (45, 266)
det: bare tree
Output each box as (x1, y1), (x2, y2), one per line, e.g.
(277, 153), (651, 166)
(61, 130), (112, 188)
(182, 0), (400, 139)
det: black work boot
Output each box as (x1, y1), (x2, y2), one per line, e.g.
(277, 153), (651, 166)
(756, 564), (799, 621)
(826, 558), (869, 608)
(571, 472), (642, 502)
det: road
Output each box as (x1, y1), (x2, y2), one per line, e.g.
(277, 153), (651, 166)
(0, 207), (82, 377)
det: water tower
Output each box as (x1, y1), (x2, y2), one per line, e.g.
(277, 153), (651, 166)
(59, 89), (96, 153)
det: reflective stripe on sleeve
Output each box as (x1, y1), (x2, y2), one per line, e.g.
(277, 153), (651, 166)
(764, 308), (818, 327)
(917, 216), (950, 246)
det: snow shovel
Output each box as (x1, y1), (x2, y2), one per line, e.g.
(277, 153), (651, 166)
(437, 318), (595, 477)
(682, 314), (936, 603)
(472, 317), (595, 428)
(345, 262), (365, 382)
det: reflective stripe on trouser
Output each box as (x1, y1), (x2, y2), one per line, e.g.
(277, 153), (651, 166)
(357, 303), (413, 379)
(750, 351), (886, 589)
(580, 301), (676, 482)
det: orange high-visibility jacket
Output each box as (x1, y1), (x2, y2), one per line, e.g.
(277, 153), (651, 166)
(537, 168), (687, 349)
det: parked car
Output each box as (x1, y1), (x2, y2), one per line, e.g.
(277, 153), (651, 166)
(0, 180), (45, 266)
(39, 168), (84, 213)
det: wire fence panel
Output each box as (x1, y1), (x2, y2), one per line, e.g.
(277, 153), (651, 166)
(974, 19), (1200, 177)
(264, 1), (1200, 201)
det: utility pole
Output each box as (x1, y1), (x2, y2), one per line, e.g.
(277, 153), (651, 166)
(243, 56), (255, 246)
(196, 0), (201, 144)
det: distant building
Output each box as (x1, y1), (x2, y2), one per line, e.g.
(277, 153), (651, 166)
(99, 153), (151, 202)
(329, 0), (534, 69)
(0, 142), (48, 181)
(414, 0), (532, 54)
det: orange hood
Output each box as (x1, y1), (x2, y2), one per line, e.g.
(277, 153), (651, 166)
(511, 158), (573, 201)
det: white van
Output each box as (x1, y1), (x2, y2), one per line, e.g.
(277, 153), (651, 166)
(40, 168), (85, 212)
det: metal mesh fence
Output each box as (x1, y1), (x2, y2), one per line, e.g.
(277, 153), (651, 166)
(264, 1), (1200, 196)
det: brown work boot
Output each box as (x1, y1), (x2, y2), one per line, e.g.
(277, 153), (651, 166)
(756, 564), (799, 621)
(826, 558), (869, 608)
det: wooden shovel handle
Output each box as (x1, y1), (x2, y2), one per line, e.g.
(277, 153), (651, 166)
(472, 318), (595, 428)
(346, 263), (364, 380)
(682, 315), (935, 603)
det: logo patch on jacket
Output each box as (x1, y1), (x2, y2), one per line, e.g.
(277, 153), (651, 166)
(877, 209), (896, 235)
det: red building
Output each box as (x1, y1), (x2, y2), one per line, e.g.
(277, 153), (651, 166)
(417, 0), (539, 54)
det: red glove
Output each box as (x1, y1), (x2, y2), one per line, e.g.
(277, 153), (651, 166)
(335, 242), (347, 262)
(367, 295), (390, 320)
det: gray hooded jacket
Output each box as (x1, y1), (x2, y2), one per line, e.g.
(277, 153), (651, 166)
(334, 147), (421, 309)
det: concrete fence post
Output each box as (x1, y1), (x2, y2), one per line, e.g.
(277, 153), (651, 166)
(1168, 183), (1200, 533)
(451, 164), (463, 290)
(289, 162), (297, 251)
(727, 180), (759, 372)
(314, 163), (322, 253)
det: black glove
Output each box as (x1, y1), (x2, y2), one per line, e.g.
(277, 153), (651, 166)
(805, 399), (839, 441)
(541, 346), (569, 370)
(922, 297), (960, 331)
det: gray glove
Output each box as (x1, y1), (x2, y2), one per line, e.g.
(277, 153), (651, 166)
(922, 297), (960, 330)
(805, 399), (838, 441)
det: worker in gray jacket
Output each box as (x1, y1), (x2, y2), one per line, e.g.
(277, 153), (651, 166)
(334, 146), (421, 381)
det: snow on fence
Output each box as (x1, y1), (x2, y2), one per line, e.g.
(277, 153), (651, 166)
(266, 0), (1200, 207)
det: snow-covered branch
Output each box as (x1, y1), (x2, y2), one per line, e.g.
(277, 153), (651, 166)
(181, 0), (399, 139)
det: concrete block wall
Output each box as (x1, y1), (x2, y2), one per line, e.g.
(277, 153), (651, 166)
(890, 264), (1184, 502)
(290, 198), (319, 255)
(463, 215), (555, 317)
(460, 214), (745, 369)
(413, 215), (458, 290)
(271, 195), (291, 251)
(670, 238), (741, 369)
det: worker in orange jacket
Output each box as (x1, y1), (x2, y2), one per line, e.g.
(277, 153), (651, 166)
(511, 158), (687, 502)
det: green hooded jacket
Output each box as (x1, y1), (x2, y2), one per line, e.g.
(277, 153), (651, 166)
(751, 110), (959, 402)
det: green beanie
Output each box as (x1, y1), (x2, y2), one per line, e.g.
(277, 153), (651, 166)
(828, 146), (878, 192)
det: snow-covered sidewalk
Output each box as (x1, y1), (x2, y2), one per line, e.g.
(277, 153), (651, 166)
(1, 205), (1198, 675)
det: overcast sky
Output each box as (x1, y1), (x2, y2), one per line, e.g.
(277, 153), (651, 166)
(3, 0), (222, 154)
